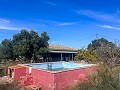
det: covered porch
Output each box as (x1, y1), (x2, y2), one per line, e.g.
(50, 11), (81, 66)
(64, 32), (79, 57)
(46, 50), (77, 62)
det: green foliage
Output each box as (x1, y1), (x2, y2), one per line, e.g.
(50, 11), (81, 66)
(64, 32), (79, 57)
(0, 39), (13, 60)
(40, 31), (50, 47)
(38, 31), (50, 56)
(75, 48), (96, 62)
(68, 63), (120, 90)
(0, 29), (50, 62)
(87, 38), (115, 51)
(87, 38), (120, 64)
(12, 30), (31, 59)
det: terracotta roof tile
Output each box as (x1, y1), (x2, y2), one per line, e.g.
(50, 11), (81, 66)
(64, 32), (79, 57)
(49, 44), (77, 51)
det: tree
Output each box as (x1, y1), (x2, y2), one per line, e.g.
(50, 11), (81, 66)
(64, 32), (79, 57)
(75, 48), (96, 62)
(0, 39), (13, 61)
(12, 29), (32, 60)
(12, 29), (50, 62)
(96, 42), (120, 65)
(87, 38), (115, 51)
(87, 38), (120, 65)
(38, 32), (50, 57)
(29, 31), (50, 60)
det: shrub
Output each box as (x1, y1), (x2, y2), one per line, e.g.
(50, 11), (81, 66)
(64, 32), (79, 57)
(68, 63), (120, 90)
(0, 77), (22, 90)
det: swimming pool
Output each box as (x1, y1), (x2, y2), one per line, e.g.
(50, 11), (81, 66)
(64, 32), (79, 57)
(25, 61), (94, 71)
(12, 61), (96, 90)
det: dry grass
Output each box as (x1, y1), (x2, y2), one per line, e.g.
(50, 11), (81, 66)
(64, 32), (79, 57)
(68, 63), (120, 90)
(0, 60), (25, 76)
(0, 77), (23, 90)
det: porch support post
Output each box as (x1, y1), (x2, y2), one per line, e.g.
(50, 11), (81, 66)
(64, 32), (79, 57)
(61, 53), (63, 61)
(72, 54), (73, 60)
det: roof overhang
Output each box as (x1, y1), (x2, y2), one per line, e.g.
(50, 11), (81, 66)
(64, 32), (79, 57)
(49, 50), (77, 54)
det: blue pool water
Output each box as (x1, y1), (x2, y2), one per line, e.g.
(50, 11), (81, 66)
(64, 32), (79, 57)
(25, 61), (94, 71)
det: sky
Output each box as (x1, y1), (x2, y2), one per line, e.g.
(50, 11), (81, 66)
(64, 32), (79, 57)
(0, 0), (120, 49)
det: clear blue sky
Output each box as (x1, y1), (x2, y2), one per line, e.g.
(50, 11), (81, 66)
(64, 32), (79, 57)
(0, 0), (120, 49)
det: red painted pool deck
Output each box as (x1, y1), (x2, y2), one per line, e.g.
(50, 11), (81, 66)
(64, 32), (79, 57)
(8, 63), (97, 90)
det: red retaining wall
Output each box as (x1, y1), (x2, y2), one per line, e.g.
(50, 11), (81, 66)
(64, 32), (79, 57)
(8, 65), (97, 90)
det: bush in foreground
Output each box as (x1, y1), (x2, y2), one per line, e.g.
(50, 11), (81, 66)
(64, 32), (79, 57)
(68, 63), (120, 90)
(0, 77), (22, 90)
